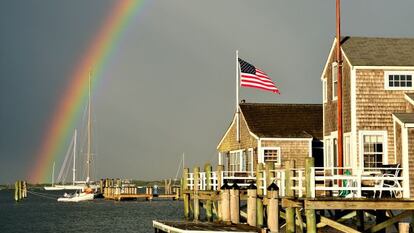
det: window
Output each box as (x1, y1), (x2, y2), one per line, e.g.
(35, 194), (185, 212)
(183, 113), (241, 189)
(332, 62), (338, 100)
(324, 138), (332, 167)
(385, 71), (414, 90)
(243, 149), (254, 174)
(362, 135), (384, 168)
(229, 151), (242, 172)
(323, 79), (327, 103)
(262, 147), (281, 165)
(344, 135), (351, 167)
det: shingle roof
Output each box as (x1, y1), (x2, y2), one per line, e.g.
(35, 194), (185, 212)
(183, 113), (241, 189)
(341, 37), (414, 66)
(405, 93), (414, 103)
(239, 103), (323, 139)
(394, 113), (414, 124)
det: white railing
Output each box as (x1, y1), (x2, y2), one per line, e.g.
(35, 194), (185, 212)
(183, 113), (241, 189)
(185, 166), (404, 199)
(311, 167), (404, 198)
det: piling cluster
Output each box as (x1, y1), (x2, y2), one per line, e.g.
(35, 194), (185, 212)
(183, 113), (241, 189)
(14, 180), (27, 201)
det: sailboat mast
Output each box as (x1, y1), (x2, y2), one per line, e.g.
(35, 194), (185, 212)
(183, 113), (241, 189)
(52, 162), (55, 186)
(87, 71), (92, 183)
(73, 129), (77, 185)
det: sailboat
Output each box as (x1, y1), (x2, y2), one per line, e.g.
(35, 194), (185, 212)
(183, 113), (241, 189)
(44, 162), (64, 190)
(58, 72), (95, 202)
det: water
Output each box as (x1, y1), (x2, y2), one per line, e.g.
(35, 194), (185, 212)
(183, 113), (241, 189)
(0, 189), (183, 233)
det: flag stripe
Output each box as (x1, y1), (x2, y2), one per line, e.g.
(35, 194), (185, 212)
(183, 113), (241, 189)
(240, 77), (276, 87)
(238, 57), (280, 94)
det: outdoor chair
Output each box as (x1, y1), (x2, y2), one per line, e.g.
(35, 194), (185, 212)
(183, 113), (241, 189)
(373, 164), (402, 198)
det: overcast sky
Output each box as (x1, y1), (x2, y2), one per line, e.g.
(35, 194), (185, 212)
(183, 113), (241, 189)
(1, 0), (414, 184)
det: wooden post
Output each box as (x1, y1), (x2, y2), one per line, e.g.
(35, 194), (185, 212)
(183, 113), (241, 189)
(221, 181), (231, 223)
(18, 180), (23, 200)
(14, 181), (18, 201)
(205, 163), (213, 221)
(230, 183), (240, 224)
(217, 165), (224, 221)
(183, 168), (190, 220)
(193, 166), (200, 221)
(285, 160), (296, 233)
(247, 183), (257, 227)
(305, 158), (316, 233)
(398, 222), (410, 233)
(357, 210), (364, 232)
(267, 182), (280, 233)
(22, 181), (27, 198)
(256, 163), (264, 227)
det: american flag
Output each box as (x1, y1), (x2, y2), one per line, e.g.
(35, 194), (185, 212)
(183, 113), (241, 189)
(238, 58), (280, 94)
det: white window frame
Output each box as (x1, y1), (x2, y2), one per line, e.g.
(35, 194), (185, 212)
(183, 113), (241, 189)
(322, 79), (327, 103)
(261, 147), (281, 166)
(358, 130), (388, 169)
(344, 133), (351, 167)
(332, 62), (338, 101)
(384, 71), (414, 90)
(229, 150), (243, 172)
(324, 137), (332, 167)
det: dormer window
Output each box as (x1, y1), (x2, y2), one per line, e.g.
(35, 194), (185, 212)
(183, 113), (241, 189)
(384, 71), (414, 90)
(332, 62), (338, 100)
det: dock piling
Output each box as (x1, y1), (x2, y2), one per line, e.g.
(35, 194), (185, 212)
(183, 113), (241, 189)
(247, 183), (257, 227)
(230, 182), (240, 224)
(220, 180), (231, 223)
(256, 163), (264, 227)
(267, 182), (280, 233)
(305, 158), (316, 233)
(205, 163), (213, 221)
(183, 168), (190, 220)
(285, 160), (296, 233)
(193, 166), (200, 221)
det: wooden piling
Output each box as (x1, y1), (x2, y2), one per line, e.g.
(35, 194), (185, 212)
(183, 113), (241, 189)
(221, 181), (231, 223)
(247, 183), (257, 227)
(193, 166), (200, 221)
(305, 158), (316, 233)
(230, 183), (240, 224)
(285, 160), (296, 233)
(183, 168), (190, 220)
(398, 222), (410, 233)
(205, 163), (213, 221)
(256, 163), (264, 227)
(217, 165), (224, 221)
(267, 183), (279, 233)
(14, 181), (18, 201)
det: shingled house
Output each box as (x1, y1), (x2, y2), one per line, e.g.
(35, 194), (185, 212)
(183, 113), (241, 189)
(217, 103), (323, 175)
(322, 37), (414, 197)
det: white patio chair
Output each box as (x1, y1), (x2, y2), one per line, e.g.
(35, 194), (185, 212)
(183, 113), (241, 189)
(374, 164), (402, 198)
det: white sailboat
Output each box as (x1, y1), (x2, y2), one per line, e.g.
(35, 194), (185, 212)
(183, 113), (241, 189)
(58, 72), (95, 202)
(44, 162), (64, 190)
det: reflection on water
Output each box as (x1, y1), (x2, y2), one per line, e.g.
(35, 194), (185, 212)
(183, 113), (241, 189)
(0, 190), (183, 233)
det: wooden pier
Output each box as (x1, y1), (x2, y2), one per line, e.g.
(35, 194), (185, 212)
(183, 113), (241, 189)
(153, 221), (260, 233)
(164, 159), (414, 233)
(101, 178), (180, 201)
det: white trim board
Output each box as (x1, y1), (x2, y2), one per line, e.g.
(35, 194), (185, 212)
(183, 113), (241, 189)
(404, 93), (414, 106)
(216, 113), (237, 150)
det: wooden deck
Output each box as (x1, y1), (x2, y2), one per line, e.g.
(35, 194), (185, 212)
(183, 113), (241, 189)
(153, 221), (260, 233)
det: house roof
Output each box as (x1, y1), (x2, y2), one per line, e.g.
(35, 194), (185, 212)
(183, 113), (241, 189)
(341, 37), (414, 66)
(394, 113), (414, 124)
(405, 93), (414, 103)
(239, 103), (323, 139)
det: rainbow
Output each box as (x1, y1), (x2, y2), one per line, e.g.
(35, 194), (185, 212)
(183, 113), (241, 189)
(29, 0), (146, 183)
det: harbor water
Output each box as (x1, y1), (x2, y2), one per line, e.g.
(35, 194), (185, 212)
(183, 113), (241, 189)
(0, 189), (183, 233)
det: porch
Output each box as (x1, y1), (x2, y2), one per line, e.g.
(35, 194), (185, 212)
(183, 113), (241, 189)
(184, 163), (406, 199)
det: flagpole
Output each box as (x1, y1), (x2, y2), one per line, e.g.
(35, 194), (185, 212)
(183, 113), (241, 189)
(236, 50), (240, 142)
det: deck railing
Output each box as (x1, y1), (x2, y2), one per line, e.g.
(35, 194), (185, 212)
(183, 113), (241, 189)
(185, 166), (404, 199)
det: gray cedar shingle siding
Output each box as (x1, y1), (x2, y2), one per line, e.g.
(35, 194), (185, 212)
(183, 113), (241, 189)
(341, 37), (414, 66)
(239, 103), (323, 139)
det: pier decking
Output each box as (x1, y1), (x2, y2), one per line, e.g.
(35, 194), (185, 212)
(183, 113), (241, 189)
(153, 221), (260, 233)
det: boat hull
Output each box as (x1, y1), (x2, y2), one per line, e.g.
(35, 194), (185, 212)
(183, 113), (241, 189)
(44, 186), (64, 191)
(57, 193), (94, 202)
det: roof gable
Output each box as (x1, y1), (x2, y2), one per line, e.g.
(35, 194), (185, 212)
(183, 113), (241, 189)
(341, 37), (414, 67)
(239, 103), (323, 139)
